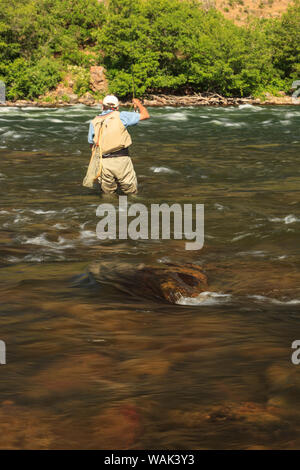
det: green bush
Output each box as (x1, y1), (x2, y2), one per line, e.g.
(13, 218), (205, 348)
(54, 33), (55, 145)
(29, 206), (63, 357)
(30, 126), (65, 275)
(67, 65), (91, 96)
(5, 57), (62, 100)
(96, 0), (290, 98)
(265, 1), (300, 81)
(0, 0), (299, 100)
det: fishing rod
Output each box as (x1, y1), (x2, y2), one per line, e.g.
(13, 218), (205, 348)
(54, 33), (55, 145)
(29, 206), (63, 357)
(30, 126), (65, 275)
(130, 64), (139, 112)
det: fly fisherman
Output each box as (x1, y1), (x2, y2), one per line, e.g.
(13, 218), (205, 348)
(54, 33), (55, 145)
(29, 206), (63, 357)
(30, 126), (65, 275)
(84, 95), (150, 194)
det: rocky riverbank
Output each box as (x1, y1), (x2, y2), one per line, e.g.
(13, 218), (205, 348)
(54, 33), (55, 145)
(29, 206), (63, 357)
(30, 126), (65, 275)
(0, 91), (298, 108)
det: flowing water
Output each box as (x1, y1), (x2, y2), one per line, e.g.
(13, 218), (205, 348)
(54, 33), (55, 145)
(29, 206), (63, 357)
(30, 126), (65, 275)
(0, 104), (300, 449)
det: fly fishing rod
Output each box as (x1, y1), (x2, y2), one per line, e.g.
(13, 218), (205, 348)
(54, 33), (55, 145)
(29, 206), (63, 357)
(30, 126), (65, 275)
(130, 63), (139, 112)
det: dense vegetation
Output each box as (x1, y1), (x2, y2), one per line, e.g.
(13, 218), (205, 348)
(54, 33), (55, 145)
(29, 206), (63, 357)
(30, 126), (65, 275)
(0, 0), (299, 100)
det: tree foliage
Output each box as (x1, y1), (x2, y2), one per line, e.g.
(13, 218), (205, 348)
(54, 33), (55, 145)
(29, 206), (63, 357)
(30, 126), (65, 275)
(0, 0), (298, 100)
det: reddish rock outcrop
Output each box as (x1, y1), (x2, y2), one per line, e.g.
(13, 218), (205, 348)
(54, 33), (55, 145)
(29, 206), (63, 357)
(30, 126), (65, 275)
(90, 65), (108, 94)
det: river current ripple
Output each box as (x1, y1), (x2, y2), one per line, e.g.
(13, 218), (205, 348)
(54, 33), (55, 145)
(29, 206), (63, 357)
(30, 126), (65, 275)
(0, 104), (299, 449)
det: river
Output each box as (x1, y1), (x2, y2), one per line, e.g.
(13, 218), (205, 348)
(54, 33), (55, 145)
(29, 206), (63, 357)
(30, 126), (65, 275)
(0, 104), (300, 449)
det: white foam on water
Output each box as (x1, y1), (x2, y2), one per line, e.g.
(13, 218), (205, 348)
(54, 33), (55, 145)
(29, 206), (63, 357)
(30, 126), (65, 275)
(80, 221), (90, 229)
(22, 233), (74, 251)
(280, 120), (291, 126)
(210, 119), (222, 125)
(165, 112), (188, 122)
(176, 291), (231, 306)
(238, 104), (262, 111)
(24, 254), (45, 262)
(15, 125), (32, 130)
(20, 107), (42, 111)
(79, 230), (97, 244)
(237, 250), (266, 257)
(2, 130), (23, 139)
(64, 125), (81, 132)
(285, 112), (298, 118)
(249, 295), (300, 305)
(231, 233), (252, 242)
(0, 210), (9, 215)
(2, 130), (14, 138)
(0, 107), (16, 113)
(150, 166), (178, 174)
(13, 214), (30, 224)
(80, 230), (96, 238)
(6, 256), (23, 264)
(157, 257), (172, 263)
(30, 209), (57, 215)
(53, 223), (68, 230)
(23, 253), (66, 262)
(46, 118), (64, 123)
(284, 215), (299, 224)
(223, 121), (246, 128)
(209, 119), (245, 127)
(214, 203), (225, 211)
(53, 104), (93, 115)
(269, 214), (300, 224)
(62, 207), (77, 214)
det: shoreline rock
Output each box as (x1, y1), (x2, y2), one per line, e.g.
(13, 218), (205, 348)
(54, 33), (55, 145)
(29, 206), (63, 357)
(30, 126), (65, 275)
(0, 92), (298, 108)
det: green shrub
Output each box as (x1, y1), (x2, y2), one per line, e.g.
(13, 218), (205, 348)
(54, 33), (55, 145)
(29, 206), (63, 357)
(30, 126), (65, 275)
(0, 0), (299, 100)
(5, 57), (62, 100)
(67, 65), (90, 97)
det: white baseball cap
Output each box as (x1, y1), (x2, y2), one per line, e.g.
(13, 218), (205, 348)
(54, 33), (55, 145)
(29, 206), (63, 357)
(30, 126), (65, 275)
(103, 95), (119, 108)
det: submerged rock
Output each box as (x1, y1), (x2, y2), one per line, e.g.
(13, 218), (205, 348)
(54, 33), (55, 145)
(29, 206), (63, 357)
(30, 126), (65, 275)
(0, 401), (55, 449)
(88, 262), (208, 304)
(92, 403), (141, 450)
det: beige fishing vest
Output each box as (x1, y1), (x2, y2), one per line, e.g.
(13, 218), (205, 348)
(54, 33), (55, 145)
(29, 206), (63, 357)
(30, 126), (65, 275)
(92, 111), (132, 154)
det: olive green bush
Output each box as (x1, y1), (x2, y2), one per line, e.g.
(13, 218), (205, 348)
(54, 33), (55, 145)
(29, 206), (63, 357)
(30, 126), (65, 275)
(0, 0), (299, 100)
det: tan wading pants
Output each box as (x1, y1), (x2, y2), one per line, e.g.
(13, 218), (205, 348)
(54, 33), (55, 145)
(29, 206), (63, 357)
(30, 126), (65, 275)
(98, 156), (138, 194)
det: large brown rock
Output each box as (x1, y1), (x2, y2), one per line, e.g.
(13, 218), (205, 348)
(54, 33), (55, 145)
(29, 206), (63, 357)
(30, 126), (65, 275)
(88, 262), (208, 303)
(90, 65), (108, 93)
(79, 92), (95, 105)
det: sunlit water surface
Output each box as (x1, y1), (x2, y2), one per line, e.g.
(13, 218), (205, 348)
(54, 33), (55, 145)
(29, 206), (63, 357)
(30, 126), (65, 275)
(0, 104), (300, 449)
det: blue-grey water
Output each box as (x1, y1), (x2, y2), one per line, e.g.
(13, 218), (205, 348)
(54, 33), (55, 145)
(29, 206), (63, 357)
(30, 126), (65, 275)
(0, 104), (300, 449)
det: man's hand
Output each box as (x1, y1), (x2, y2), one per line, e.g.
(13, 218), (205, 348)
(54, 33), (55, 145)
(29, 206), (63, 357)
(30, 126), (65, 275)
(132, 98), (141, 110)
(132, 98), (150, 121)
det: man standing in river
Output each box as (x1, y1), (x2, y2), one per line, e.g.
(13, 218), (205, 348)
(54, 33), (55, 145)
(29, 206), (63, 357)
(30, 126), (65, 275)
(87, 95), (150, 194)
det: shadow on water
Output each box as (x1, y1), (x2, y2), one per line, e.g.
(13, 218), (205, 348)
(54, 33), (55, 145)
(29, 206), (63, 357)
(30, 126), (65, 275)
(0, 105), (300, 448)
